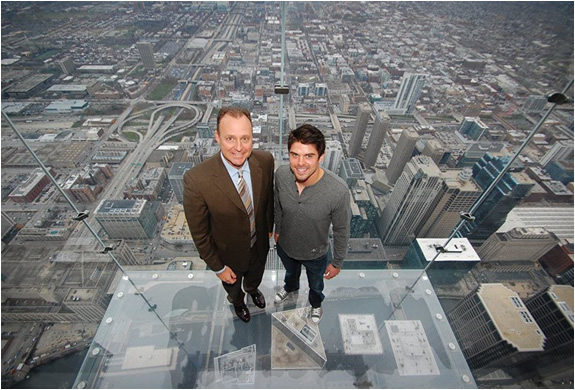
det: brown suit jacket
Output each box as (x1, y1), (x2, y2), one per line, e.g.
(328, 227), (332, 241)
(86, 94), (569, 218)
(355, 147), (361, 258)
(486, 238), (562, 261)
(183, 150), (274, 273)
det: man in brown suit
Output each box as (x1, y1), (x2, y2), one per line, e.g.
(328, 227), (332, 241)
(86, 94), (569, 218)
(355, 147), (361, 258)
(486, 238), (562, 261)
(183, 106), (274, 322)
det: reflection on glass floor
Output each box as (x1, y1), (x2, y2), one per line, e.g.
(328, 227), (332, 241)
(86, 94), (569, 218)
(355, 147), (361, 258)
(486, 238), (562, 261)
(73, 270), (476, 389)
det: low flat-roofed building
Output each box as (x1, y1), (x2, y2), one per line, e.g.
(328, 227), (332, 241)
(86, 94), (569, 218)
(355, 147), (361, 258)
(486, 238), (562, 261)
(5, 73), (55, 98)
(44, 142), (91, 168)
(45, 99), (88, 113)
(78, 65), (116, 74)
(92, 150), (128, 164)
(8, 167), (54, 203)
(161, 204), (195, 247)
(17, 227), (70, 241)
(46, 84), (88, 98)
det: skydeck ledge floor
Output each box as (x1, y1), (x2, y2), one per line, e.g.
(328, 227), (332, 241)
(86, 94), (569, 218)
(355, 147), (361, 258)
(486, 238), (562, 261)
(73, 270), (476, 389)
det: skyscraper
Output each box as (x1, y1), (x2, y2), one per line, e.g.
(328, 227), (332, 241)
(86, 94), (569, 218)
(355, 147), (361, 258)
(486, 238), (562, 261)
(421, 138), (446, 165)
(539, 140), (573, 168)
(458, 117), (488, 141)
(402, 238), (480, 286)
(418, 169), (482, 238)
(363, 110), (390, 168)
(168, 162), (194, 203)
(349, 180), (379, 238)
(523, 285), (574, 380)
(348, 102), (371, 158)
(136, 42), (155, 70)
(385, 127), (419, 185)
(377, 156), (443, 245)
(447, 284), (545, 370)
(392, 72), (427, 115)
(94, 199), (160, 239)
(323, 140), (344, 173)
(461, 153), (536, 245)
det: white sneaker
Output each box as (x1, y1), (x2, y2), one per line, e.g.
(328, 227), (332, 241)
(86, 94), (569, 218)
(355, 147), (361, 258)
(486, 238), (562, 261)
(311, 306), (322, 324)
(274, 288), (290, 304)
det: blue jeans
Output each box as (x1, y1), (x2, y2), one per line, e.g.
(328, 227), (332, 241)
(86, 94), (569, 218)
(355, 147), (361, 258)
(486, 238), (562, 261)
(277, 243), (329, 308)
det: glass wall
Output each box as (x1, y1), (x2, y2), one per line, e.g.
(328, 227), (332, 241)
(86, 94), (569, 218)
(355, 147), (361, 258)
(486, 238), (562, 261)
(1, 2), (573, 389)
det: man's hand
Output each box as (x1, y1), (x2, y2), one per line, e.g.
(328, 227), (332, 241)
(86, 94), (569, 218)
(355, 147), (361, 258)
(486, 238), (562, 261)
(323, 264), (340, 280)
(274, 233), (280, 243)
(217, 266), (237, 284)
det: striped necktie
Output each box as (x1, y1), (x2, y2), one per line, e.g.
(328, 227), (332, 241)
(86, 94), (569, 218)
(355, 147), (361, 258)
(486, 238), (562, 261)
(237, 170), (256, 247)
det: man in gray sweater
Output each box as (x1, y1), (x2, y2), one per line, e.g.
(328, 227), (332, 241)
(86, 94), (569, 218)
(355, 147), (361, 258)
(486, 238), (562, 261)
(274, 124), (351, 323)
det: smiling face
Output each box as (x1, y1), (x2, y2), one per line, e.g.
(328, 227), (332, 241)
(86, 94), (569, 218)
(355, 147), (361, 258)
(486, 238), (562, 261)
(215, 113), (253, 169)
(288, 141), (325, 187)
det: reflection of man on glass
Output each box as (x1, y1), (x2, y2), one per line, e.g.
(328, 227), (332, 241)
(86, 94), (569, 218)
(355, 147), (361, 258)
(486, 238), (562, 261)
(274, 124), (351, 324)
(183, 107), (274, 323)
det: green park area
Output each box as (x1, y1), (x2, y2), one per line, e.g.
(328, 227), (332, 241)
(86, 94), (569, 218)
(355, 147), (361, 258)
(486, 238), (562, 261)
(123, 131), (140, 142)
(148, 81), (178, 100)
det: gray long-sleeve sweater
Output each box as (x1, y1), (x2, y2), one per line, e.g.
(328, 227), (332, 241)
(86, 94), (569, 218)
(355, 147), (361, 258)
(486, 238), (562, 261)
(274, 165), (351, 267)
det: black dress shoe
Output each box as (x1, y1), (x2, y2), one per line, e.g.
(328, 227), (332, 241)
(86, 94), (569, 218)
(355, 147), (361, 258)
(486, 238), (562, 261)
(250, 290), (266, 309)
(234, 304), (251, 322)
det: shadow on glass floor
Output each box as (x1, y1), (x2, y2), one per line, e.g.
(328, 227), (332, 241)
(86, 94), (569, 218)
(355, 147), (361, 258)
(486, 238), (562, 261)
(73, 270), (476, 389)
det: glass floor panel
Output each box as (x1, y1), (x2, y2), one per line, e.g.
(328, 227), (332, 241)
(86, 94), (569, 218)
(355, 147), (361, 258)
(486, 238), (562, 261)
(73, 270), (476, 388)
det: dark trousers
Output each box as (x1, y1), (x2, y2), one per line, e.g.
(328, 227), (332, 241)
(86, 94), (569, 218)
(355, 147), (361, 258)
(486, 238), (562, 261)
(277, 243), (329, 308)
(223, 244), (265, 306)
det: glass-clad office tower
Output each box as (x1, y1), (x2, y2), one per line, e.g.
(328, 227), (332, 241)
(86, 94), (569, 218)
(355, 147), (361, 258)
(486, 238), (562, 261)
(0, 2), (573, 389)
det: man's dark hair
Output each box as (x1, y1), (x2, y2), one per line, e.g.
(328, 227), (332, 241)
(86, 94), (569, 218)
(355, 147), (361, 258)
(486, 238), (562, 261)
(288, 124), (326, 156)
(217, 106), (252, 132)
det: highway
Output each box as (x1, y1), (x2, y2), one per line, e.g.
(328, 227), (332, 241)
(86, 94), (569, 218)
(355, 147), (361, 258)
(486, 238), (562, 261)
(67, 103), (202, 247)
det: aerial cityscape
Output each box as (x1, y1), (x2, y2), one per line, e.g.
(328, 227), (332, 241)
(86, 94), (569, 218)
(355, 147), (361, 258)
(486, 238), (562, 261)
(1, 1), (573, 388)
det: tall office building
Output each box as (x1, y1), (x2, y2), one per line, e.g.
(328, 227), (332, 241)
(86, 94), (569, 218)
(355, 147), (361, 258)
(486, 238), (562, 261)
(461, 153), (535, 245)
(539, 140), (573, 168)
(59, 56), (76, 74)
(377, 156), (443, 245)
(363, 111), (390, 168)
(338, 158), (364, 187)
(348, 102), (371, 158)
(524, 285), (574, 380)
(458, 117), (489, 141)
(95, 199), (160, 239)
(418, 169), (482, 238)
(546, 159), (574, 185)
(349, 180), (379, 238)
(477, 227), (558, 264)
(297, 83), (310, 96)
(447, 284), (545, 370)
(168, 162), (194, 203)
(63, 288), (109, 322)
(136, 42), (155, 70)
(421, 138), (446, 165)
(403, 238), (480, 286)
(323, 140), (344, 173)
(385, 127), (419, 185)
(392, 73), (427, 115)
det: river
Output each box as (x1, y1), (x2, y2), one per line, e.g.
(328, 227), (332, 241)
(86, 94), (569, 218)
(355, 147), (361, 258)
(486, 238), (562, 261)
(13, 349), (87, 389)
